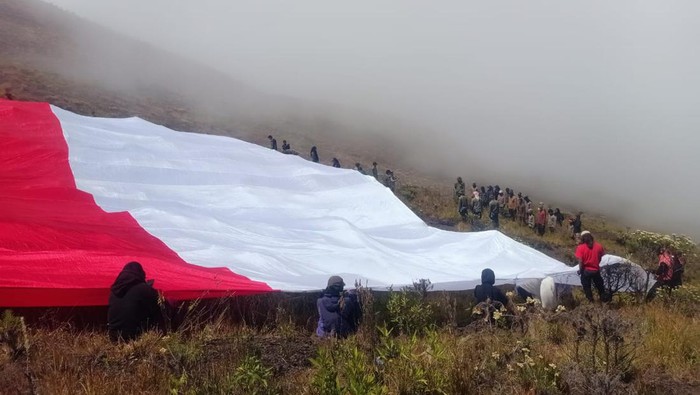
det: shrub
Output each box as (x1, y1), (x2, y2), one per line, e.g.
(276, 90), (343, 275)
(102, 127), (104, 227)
(232, 354), (275, 395)
(386, 282), (435, 335)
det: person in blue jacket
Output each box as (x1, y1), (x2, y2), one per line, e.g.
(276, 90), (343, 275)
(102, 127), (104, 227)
(316, 276), (362, 338)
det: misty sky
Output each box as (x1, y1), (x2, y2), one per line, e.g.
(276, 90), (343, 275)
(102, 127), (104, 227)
(44, 0), (700, 238)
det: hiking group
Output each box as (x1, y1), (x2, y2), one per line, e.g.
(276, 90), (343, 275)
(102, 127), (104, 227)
(105, 138), (686, 342)
(454, 177), (576, 239)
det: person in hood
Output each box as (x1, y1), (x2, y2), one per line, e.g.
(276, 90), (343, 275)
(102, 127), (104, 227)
(474, 268), (509, 307)
(331, 157), (341, 168)
(310, 146), (319, 163)
(107, 261), (161, 342)
(316, 276), (362, 338)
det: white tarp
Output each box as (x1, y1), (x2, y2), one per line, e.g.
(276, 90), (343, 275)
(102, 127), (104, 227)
(53, 105), (578, 291)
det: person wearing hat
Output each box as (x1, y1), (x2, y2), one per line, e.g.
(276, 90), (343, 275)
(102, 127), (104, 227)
(575, 231), (609, 302)
(316, 276), (362, 338)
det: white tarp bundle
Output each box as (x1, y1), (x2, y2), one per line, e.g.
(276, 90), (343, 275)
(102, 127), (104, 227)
(54, 105), (579, 292)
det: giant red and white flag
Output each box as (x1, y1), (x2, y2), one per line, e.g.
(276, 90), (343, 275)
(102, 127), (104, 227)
(0, 100), (576, 308)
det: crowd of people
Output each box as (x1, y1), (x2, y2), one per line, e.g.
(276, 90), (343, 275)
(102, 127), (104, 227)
(104, 143), (687, 343)
(453, 177), (580, 238)
(267, 134), (397, 191)
(107, 229), (686, 342)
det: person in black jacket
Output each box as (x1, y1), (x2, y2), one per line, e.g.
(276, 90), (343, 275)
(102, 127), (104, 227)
(310, 146), (320, 163)
(474, 268), (509, 308)
(107, 261), (161, 342)
(316, 276), (362, 338)
(268, 135), (277, 150)
(331, 157), (341, 168)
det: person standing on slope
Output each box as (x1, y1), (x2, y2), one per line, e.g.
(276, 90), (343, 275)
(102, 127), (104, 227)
(310, 146), (319, 163)
(508, 191), (519, 221)
(372, 162), (379, 180)
(267, 135), (277, 150)
(575, 231), (609, 303)
(108, 262), (162, 342)
(454, 177), (466, 201)
(489, 193), (500, 229)
(472, 191), (483, 219)
(536, 204), (547, 236)
(331, 157), (341, 168)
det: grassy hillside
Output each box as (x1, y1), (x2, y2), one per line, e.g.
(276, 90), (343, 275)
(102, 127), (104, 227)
(1, 1), (698, 394)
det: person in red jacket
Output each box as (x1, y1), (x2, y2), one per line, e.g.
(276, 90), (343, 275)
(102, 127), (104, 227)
(535, 204), (547, 236)
(575, 231), (609, 302)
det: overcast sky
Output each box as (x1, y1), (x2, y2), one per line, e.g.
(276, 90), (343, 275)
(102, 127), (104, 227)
(44, 0), (700, 238)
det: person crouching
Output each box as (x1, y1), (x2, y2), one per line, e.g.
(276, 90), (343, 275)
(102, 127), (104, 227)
(316, 276), (362, 338)
(107, 261), (162, 342)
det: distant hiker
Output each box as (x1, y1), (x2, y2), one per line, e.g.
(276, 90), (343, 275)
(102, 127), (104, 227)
(472, 191), (483, 219)
(653, 247), (674, 288)
(575, 231), (609, 303)
(548, 209), (556, 233)
(354, 163), (366, 174)
(384, 170), (397, 191)
(310, 146), (319, 163)
(489, 195), (500, 229)
(517, 195), (527, 225)
(527, 209), (535, 229)
(458, 194), (469, 221)
(454, 177), (466, 200)
(536, 206), (547, 236)
(497, 190), (506, 212)
(108, 262), (161, 342)
(570, 213), (582, 240)
(472, 182), (478, 194)
(372, 162), (379, 179)
(554, 208), (564, 227)
(282, 140), (290, 151)
(508, 192), (519, 220)
(670, 252), (686, 288)
(268, 135), (277, 150)
(332, 157), (341, 168)
(316, 276), (362, 338)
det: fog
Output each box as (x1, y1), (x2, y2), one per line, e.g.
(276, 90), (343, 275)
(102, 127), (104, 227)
(43, 0), (700, 239)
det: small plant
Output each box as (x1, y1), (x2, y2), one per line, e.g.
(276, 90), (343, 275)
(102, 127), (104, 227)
(563, 306), (638, 394)
(652, 284), (700, 317)
(386, 287), (434, 334)
(310, 345), (342, 395)
(232, 354), (274, 395)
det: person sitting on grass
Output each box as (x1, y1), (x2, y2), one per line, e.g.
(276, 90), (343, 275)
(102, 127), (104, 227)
(108, 261), (161, 342)
(316, 276), (362, 338)
(474, 268), (512, 322)
(474, 268), (509, 308)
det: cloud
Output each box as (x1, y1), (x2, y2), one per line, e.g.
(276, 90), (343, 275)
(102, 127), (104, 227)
(42, 0), (700, 238)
